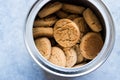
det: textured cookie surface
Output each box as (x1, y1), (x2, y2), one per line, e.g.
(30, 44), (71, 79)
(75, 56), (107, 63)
(33, 16), (58, 27)
(56, 10), (68, 18)
(33, 27), (53, 38)
(67, 14), (79, 20)
(49, 47), (66, 67)
(35, 37), (51, 59)
(74, 17), (90, 42)
(83, 8), (102, 32)
(73, 62), (86, 68)
(62, 4), (85, 14)
(54, 19), (80, 47)
(74, 44), (84, 64)
(80, 32), (103, 59)
(33, 1), (105, 68)
(64, 48), (77, 67)
(74, 17), (89, 34)
(38, 2), (63, 18)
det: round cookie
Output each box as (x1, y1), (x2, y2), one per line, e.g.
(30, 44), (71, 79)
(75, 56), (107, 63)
(74, 17), (90, 43)
(49, 47), (66, 67)
(80, 32), (103, 59)
(67, 14), (79, 20)
(33, 27), (53, 38)
(56, 10), (69, 18)
(35, 37), (51, 59)
(63, 48), (77, 68)
(83, 8), (102, 32)
(54, 19), (72, 29)
(73, 62), (87, 68)
(74, 44), (84, 64)
(62, 3), (85, 14)
(34, 16), (58, 27)
(38, 2), (63, 18)
(54, 19), (80, 47)
(73, 17), (89, 34)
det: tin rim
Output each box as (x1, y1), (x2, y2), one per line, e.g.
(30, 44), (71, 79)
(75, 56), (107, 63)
(24, 0), (115, 77)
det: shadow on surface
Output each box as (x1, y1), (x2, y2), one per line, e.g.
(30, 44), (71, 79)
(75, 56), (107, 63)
(42, 70), (91, 80)
(43, 70), (74, 80)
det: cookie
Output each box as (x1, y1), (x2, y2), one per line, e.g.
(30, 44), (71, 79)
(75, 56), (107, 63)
(49, 47), (66, 67)
(83, 8), (102, 32)
(73, 17), (90, 43)
(38, 2), (63, 18)
(33, 16), (58, 27)
(33, 27), (53, 38)
(73, 17), (89, 34)
(73, 44), (84, 64)
(63, 48), (77, 67)
(80, 32), (103, 59)
(67, 14), (79, 20)
(56, 10), (69, 18)
(73, 62), (86, 68)
(62, 4), (85, 14)
(35, 37), (51, 59)
(54, 19), (71, 28)
(54, 19), (80, 47)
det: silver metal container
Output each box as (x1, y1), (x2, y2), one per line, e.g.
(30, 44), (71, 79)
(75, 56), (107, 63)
(25, 0), (115, 77)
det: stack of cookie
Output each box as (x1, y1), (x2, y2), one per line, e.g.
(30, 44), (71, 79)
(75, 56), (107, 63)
(33, 1), (104, 68)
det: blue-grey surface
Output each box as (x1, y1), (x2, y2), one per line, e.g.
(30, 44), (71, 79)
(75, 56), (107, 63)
(0, 0), (120, 80)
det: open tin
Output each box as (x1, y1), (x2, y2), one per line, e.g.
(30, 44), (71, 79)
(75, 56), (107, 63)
(25, 0), (115, 77)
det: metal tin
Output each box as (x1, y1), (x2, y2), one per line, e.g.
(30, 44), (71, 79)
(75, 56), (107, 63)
(24, 0), (115, 77)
